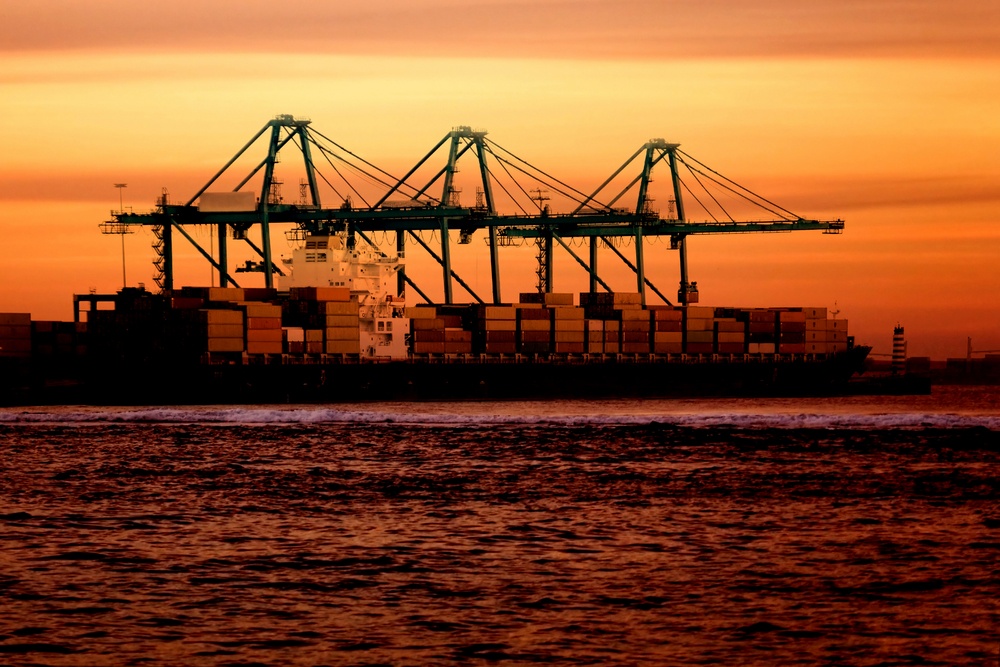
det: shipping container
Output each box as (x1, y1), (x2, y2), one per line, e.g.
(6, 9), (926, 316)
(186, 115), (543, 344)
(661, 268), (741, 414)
(325, 327), (360, 341)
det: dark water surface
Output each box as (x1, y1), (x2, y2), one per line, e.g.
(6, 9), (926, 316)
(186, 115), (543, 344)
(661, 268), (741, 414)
(1, 395), (999, 665)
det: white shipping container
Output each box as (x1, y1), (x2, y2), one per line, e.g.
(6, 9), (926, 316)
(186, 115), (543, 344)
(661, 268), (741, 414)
(198, 191), (257, 212)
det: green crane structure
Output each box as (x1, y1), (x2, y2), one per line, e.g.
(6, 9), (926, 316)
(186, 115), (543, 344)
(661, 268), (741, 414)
(105, 115), (844, 306)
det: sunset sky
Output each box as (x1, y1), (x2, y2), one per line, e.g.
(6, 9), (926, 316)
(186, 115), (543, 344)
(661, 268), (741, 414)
(1, 0), (998, 358)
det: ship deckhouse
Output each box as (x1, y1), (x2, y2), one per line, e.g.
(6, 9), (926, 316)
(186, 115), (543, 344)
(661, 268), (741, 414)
(280, 233), (409, 359)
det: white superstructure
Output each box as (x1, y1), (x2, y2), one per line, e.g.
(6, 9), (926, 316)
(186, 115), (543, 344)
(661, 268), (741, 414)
(280, 232), (410, 358)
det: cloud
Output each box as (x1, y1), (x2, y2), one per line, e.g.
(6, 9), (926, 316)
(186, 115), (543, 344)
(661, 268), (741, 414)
(2, 0), (998, 60)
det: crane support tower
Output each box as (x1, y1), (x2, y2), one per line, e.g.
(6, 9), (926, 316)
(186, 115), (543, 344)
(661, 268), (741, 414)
(105, 115), (845, 305)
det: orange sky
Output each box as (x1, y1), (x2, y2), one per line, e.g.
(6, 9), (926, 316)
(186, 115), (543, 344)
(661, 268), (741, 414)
(1, 1), (998, 358)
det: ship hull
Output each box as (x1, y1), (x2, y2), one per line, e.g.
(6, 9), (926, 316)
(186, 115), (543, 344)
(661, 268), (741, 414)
(70, 346), (874, 405)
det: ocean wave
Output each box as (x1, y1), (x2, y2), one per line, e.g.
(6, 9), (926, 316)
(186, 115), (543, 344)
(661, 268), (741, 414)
(0, 407), (997, 430)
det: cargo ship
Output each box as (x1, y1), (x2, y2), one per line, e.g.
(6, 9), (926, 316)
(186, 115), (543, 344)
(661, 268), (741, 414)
(3, 117), (927, 405)
(2, 228), (881, 406)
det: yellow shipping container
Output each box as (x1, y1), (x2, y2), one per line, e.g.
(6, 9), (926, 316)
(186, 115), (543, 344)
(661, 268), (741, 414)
(518, 319), (550, 332)
(319, 301), (359, 316)
(804, 307), (827, 319)
(610, 293), (642, 305)
(543, 293), (575, 306)
(622, 320), (650, 332)
(476, 306), (517, 320)
(620, 309), (648, 321)
(247, 329), (283, 343)
(685, 318), (713, 331)
(404, 306), (438, 319)
(715, 319), (744, 332)
(551, 307), (585, 320)
(325, 340), (361, 354)
(778, 311), (807, 322)
(200, 309), (244, 325)
(480, 319), (517, 332)
(684, 306), (714, 319)
(207, 287), (245, 302)
(410, 318), (444, 331)
(240, 303), (282, 318)
(686, 331), (714, 344)
(247, 317), (282, 330)
(325, 327), (359, 341)
(326, 315), (360, 328)
(206, 324), (243, 338)
(650, 309), (682, 321)
(552, 319), (585, 332)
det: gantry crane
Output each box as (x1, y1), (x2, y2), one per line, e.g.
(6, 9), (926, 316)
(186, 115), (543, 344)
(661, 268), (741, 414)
(105, 115), (844, 306)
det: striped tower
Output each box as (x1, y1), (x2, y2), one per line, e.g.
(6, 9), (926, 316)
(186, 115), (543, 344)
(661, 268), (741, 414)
(892, 325), (906, 375)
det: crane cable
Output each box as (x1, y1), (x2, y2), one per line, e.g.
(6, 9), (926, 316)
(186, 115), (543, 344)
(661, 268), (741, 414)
(677, 150), (800, 220)
(310, 140), (372, 207)
(678, 178), (716, 223)
(289, 134), (348, 203)
(483, 142), (587, 206)
(488, 153), (541, 215)
(683, 160), (733, 222)
(485, 139), (600, 208)
(310, 133), (442, 208)
(484, 161), (532, 216)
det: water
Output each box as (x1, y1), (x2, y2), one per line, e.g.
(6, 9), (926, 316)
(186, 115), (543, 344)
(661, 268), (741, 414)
(1, 386), (998, 666)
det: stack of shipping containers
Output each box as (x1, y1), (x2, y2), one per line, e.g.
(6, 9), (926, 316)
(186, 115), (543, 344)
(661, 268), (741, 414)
(407, 306), (445, 355)
(650, 307), (683, 354)
(283, 287), (359, 356)
(243, 302), (283, 355)
(778, 310), (807, 354)
(683, 306), (715, 354)
(31, 320), (87, 364)
(198, 309), (244, 353)
(27, 286), (855, 369)
(745, 309), (777, 355)
(516, 303), (551, 354)
(472, 306), (516, 355)
(0, 313), (32, 360)
(714, 312), (745, 355)
(551, 304), (585, 354)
